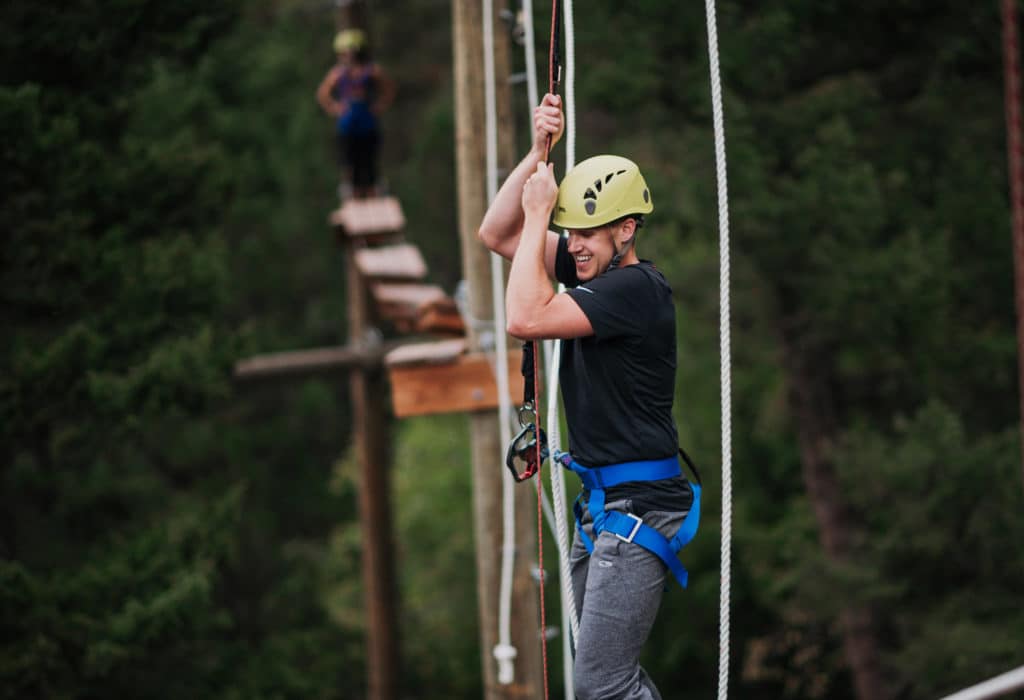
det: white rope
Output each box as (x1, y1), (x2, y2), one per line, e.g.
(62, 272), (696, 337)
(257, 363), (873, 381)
(938, 665), (1024, 700)
(522, 0), (539, 121)
(562, 0), (576, 172)
(703, 1), (733, 698)
(483, 0), (519, 685)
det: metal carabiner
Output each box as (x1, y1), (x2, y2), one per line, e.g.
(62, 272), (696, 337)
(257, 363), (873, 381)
(517, 402), (537, 429)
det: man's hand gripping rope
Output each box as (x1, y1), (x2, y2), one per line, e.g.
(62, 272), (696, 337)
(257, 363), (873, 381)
(504, 94), (562, 484)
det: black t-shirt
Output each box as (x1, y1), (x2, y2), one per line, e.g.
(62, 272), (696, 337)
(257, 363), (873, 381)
(554, 237), (693, 515)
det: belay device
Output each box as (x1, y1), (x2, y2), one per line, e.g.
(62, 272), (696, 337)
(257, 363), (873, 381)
(505, 341), (548, 482)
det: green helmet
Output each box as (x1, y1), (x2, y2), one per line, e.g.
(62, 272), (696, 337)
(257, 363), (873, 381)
(552, 154), (653, 229)
(334, 29), (366, 53)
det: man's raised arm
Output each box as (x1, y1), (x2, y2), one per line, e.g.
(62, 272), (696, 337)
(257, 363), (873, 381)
(478, 93), (565, 278)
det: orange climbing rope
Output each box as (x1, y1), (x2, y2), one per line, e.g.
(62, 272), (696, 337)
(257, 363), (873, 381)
(535, 2), (561, 697)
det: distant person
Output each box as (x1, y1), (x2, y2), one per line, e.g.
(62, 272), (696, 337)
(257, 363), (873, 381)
(316, 29), (395, 199)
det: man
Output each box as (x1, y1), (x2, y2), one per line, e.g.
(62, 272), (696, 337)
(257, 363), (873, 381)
(478, 94), (699, 700)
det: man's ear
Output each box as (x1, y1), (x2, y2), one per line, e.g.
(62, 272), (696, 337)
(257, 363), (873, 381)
(615, 217), (637, 245)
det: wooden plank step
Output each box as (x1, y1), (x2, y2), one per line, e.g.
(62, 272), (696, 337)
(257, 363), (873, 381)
(415, 306), (465, 335)
(417, 296), (459, 315)
(385, 338), (467, 366)
(329, 196), (406, 238)
(385, 340), (523, 417)
(371, 282), (448, 323)
(414, 296), (465, 335)
(354, 243), (427, 281)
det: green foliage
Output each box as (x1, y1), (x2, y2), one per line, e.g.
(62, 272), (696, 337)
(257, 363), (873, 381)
(0, 489), (241, 699)
(836, 403), (1024, 696)
(2, 1), (360, 697)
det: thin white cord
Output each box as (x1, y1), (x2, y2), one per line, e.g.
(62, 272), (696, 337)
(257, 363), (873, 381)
(484, 0), (518, 685)
(704, 1), (733, 698)
(523, 0), (539, 123)
(563, 0), (575, 172)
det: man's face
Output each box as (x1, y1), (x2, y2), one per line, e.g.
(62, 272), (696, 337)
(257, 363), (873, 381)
(566, 225), (617, 282)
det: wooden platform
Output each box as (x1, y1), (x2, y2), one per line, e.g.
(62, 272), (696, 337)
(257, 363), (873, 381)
(354, 243), (428, 281)
(414, 296), (465, 335)
(318, 193), (500, 416)
(385, 339), (523, 417)
(371, 282), (448, 327)
(330, 196), (406, 240)
(385, 338), (467, 366)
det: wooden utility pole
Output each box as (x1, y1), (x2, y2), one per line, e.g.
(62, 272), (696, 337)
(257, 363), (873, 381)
(332, 5), (399, 699)
(452, 1), (545, 698)
(1001, 0), (1024, 492)
(336, 0), (368, 34)
(344, 242), (399, 700)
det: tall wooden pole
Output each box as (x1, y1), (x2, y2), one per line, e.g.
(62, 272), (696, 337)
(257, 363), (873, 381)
(337, 0), (368, 34)
(453, 1), (545, 697)
(333, 3), (399, 697)
(345, 244), (399, 700)
(1001, 0), (1024, 491)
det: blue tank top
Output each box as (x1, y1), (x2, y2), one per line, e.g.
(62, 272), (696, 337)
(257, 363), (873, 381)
(333, 65), (378, 136)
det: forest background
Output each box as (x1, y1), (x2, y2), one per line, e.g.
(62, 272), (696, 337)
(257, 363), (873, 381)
(3, 0), (1024, 698)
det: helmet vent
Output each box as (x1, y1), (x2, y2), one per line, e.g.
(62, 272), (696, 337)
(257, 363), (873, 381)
(593, 179), (602, 192)
(583, 187), (597, 200)
(643, 189), (649, 203)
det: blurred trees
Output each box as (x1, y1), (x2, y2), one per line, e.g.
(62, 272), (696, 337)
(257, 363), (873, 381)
(1, 1), (363, 697)
(726, 3), (1024, 697)
(2, 1), (1024, 699)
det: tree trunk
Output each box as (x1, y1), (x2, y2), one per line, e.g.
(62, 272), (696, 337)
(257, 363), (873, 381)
(345, 242), (399, 700)
(781, 326), (888, 700)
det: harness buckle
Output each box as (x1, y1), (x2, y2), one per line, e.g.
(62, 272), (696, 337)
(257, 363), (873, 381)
(615, 512), (644, 544)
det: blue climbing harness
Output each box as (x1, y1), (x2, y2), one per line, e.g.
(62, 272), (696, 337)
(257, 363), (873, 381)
(556, 450), (702, 588)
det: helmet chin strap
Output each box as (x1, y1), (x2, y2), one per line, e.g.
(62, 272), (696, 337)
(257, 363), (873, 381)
(606, 234), (635, 272)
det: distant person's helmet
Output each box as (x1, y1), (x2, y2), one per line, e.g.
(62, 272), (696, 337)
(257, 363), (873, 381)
(334, 29), (367, 53)
(552, 155), (653, 229)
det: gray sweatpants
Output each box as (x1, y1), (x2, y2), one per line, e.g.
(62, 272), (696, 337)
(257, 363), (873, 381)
(570, 498), (688, 700)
